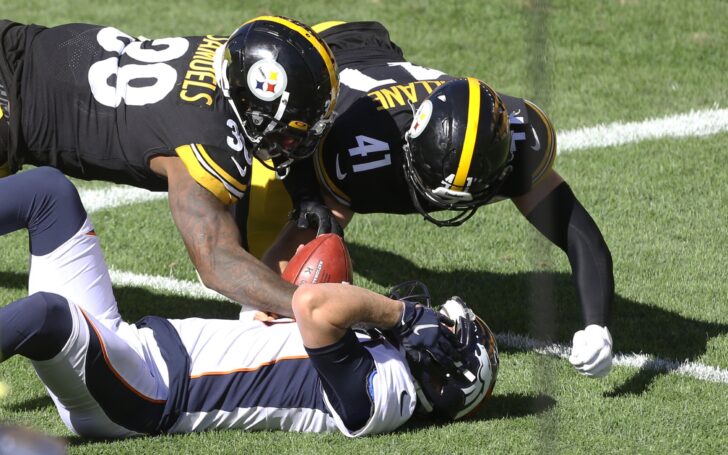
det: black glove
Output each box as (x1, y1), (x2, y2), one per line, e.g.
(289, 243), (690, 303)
(290, 198), (344, 237)
(388, 301), (461, 370)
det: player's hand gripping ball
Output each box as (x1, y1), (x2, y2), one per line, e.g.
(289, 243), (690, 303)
(282, 234), (353, 285)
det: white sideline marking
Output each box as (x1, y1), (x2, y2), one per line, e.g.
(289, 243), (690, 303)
(497, 332), (728, 385)
(77, 107), (728, 213)
(559, 107), (728, 153)
(80, 186), (166, 213)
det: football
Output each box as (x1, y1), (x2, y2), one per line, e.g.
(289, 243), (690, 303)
(281, 234), (353, 285)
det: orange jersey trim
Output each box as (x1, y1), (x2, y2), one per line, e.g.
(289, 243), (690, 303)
(80, 309), (166, 404)
(190, 355), (310, 379)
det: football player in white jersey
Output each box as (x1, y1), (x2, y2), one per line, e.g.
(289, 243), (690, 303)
(0, 167), (498, 438)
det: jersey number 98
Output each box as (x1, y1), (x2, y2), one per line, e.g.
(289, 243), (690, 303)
(88, 27), (189, 108)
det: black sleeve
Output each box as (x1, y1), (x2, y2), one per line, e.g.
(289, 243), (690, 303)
(280, 156), (323, 209)
(305, 330), (376, 432)
(525, 182), (614, 326)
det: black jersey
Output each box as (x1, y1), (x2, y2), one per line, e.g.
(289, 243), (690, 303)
(315, 22), (556, 214)
(12, 22), (249, 205)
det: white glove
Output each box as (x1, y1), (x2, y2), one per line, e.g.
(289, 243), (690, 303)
(569, 325), (613, 378)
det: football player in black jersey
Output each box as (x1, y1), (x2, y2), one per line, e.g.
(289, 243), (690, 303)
(0, 16), (339, 316)
(258, 21), (614, 378)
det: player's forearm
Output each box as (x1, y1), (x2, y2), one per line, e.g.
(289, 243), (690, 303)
(166, 167), (295, 315)
(206, 244), (296, 316)
(293, 284), (401, 348)
(525, 182), (614, 326)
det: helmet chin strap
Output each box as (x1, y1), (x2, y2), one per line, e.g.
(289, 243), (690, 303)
(413, 379), (434, 414)
(213, 45), (229, 97)
(254, 156), (292, 179)
(407, 183), (480, 227)
(402, 149), (479, 227)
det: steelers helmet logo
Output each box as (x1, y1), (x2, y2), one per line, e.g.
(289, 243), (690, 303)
(247, 59), (288, 101)
(409, 99), (433, 139)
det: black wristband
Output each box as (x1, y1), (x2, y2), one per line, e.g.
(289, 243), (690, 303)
(281, 157), (322, 208)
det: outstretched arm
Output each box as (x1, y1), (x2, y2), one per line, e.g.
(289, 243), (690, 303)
(293, 283), (418, 436)
(513, 170), (614, 377)
(154, 156), (297, 316)
(513, 170), (614, 326)
(293, 281), (459, 370)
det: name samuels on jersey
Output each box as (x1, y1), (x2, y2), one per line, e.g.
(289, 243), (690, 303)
(78, 26), (249, 200)
(179, 35), (228, 108)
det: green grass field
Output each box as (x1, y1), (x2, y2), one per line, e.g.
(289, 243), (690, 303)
(2, 0), (728, 453)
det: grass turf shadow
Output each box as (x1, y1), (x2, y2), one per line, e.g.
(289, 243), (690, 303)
(348, 242), (728, 396)
(2, 395), (55, 413)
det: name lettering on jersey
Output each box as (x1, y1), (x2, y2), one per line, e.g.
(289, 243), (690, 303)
(179, 35), (228, 108)
(367, 80), (446, 111)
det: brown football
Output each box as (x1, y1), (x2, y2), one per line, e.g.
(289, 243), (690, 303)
(282, 234), (353, 285)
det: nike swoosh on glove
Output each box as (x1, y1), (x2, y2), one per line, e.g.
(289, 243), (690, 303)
(388, 301), (460, 370)
(569, 324), (613, 378)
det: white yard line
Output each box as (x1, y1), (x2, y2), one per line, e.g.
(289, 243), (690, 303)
(497, 332), (728, 384)
(79, 107), (728, 212)
(559, 106), (728, 153)
(81, 186), (166, 213)
(109, 268), (228, 302)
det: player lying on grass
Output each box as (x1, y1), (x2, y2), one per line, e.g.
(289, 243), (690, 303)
(0, 16), (340, 317)
(0, 167), (498, 438)
(257, 21), (614, 378)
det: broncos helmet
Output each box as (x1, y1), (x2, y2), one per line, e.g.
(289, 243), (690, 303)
(214, 16), (339, 172)
(419, 297), (499, 420)
(388, 283), (499, 420)
(403, 77), (513, 226)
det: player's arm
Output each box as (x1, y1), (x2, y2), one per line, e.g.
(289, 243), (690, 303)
(292, 283), (401, 348)
(293, 283), (416, 436)
(152, 156), (296, 316)
(262, 191), (354, 273)
(282, 157), (343, 236)
(512, 170), (614, 377)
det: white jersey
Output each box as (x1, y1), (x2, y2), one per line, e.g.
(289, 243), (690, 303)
(26, 217), (417, 438)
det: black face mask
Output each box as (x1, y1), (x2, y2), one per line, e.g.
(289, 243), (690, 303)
(243, 112), (334, 177)
(402, 140), (513, 227)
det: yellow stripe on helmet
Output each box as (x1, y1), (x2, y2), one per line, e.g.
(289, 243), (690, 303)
(245, 16), (338, 112)
(312, 21), (346, 33)
(453, 77), (481, 190)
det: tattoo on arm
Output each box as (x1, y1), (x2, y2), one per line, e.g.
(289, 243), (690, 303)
(167, 167), (296, 316)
